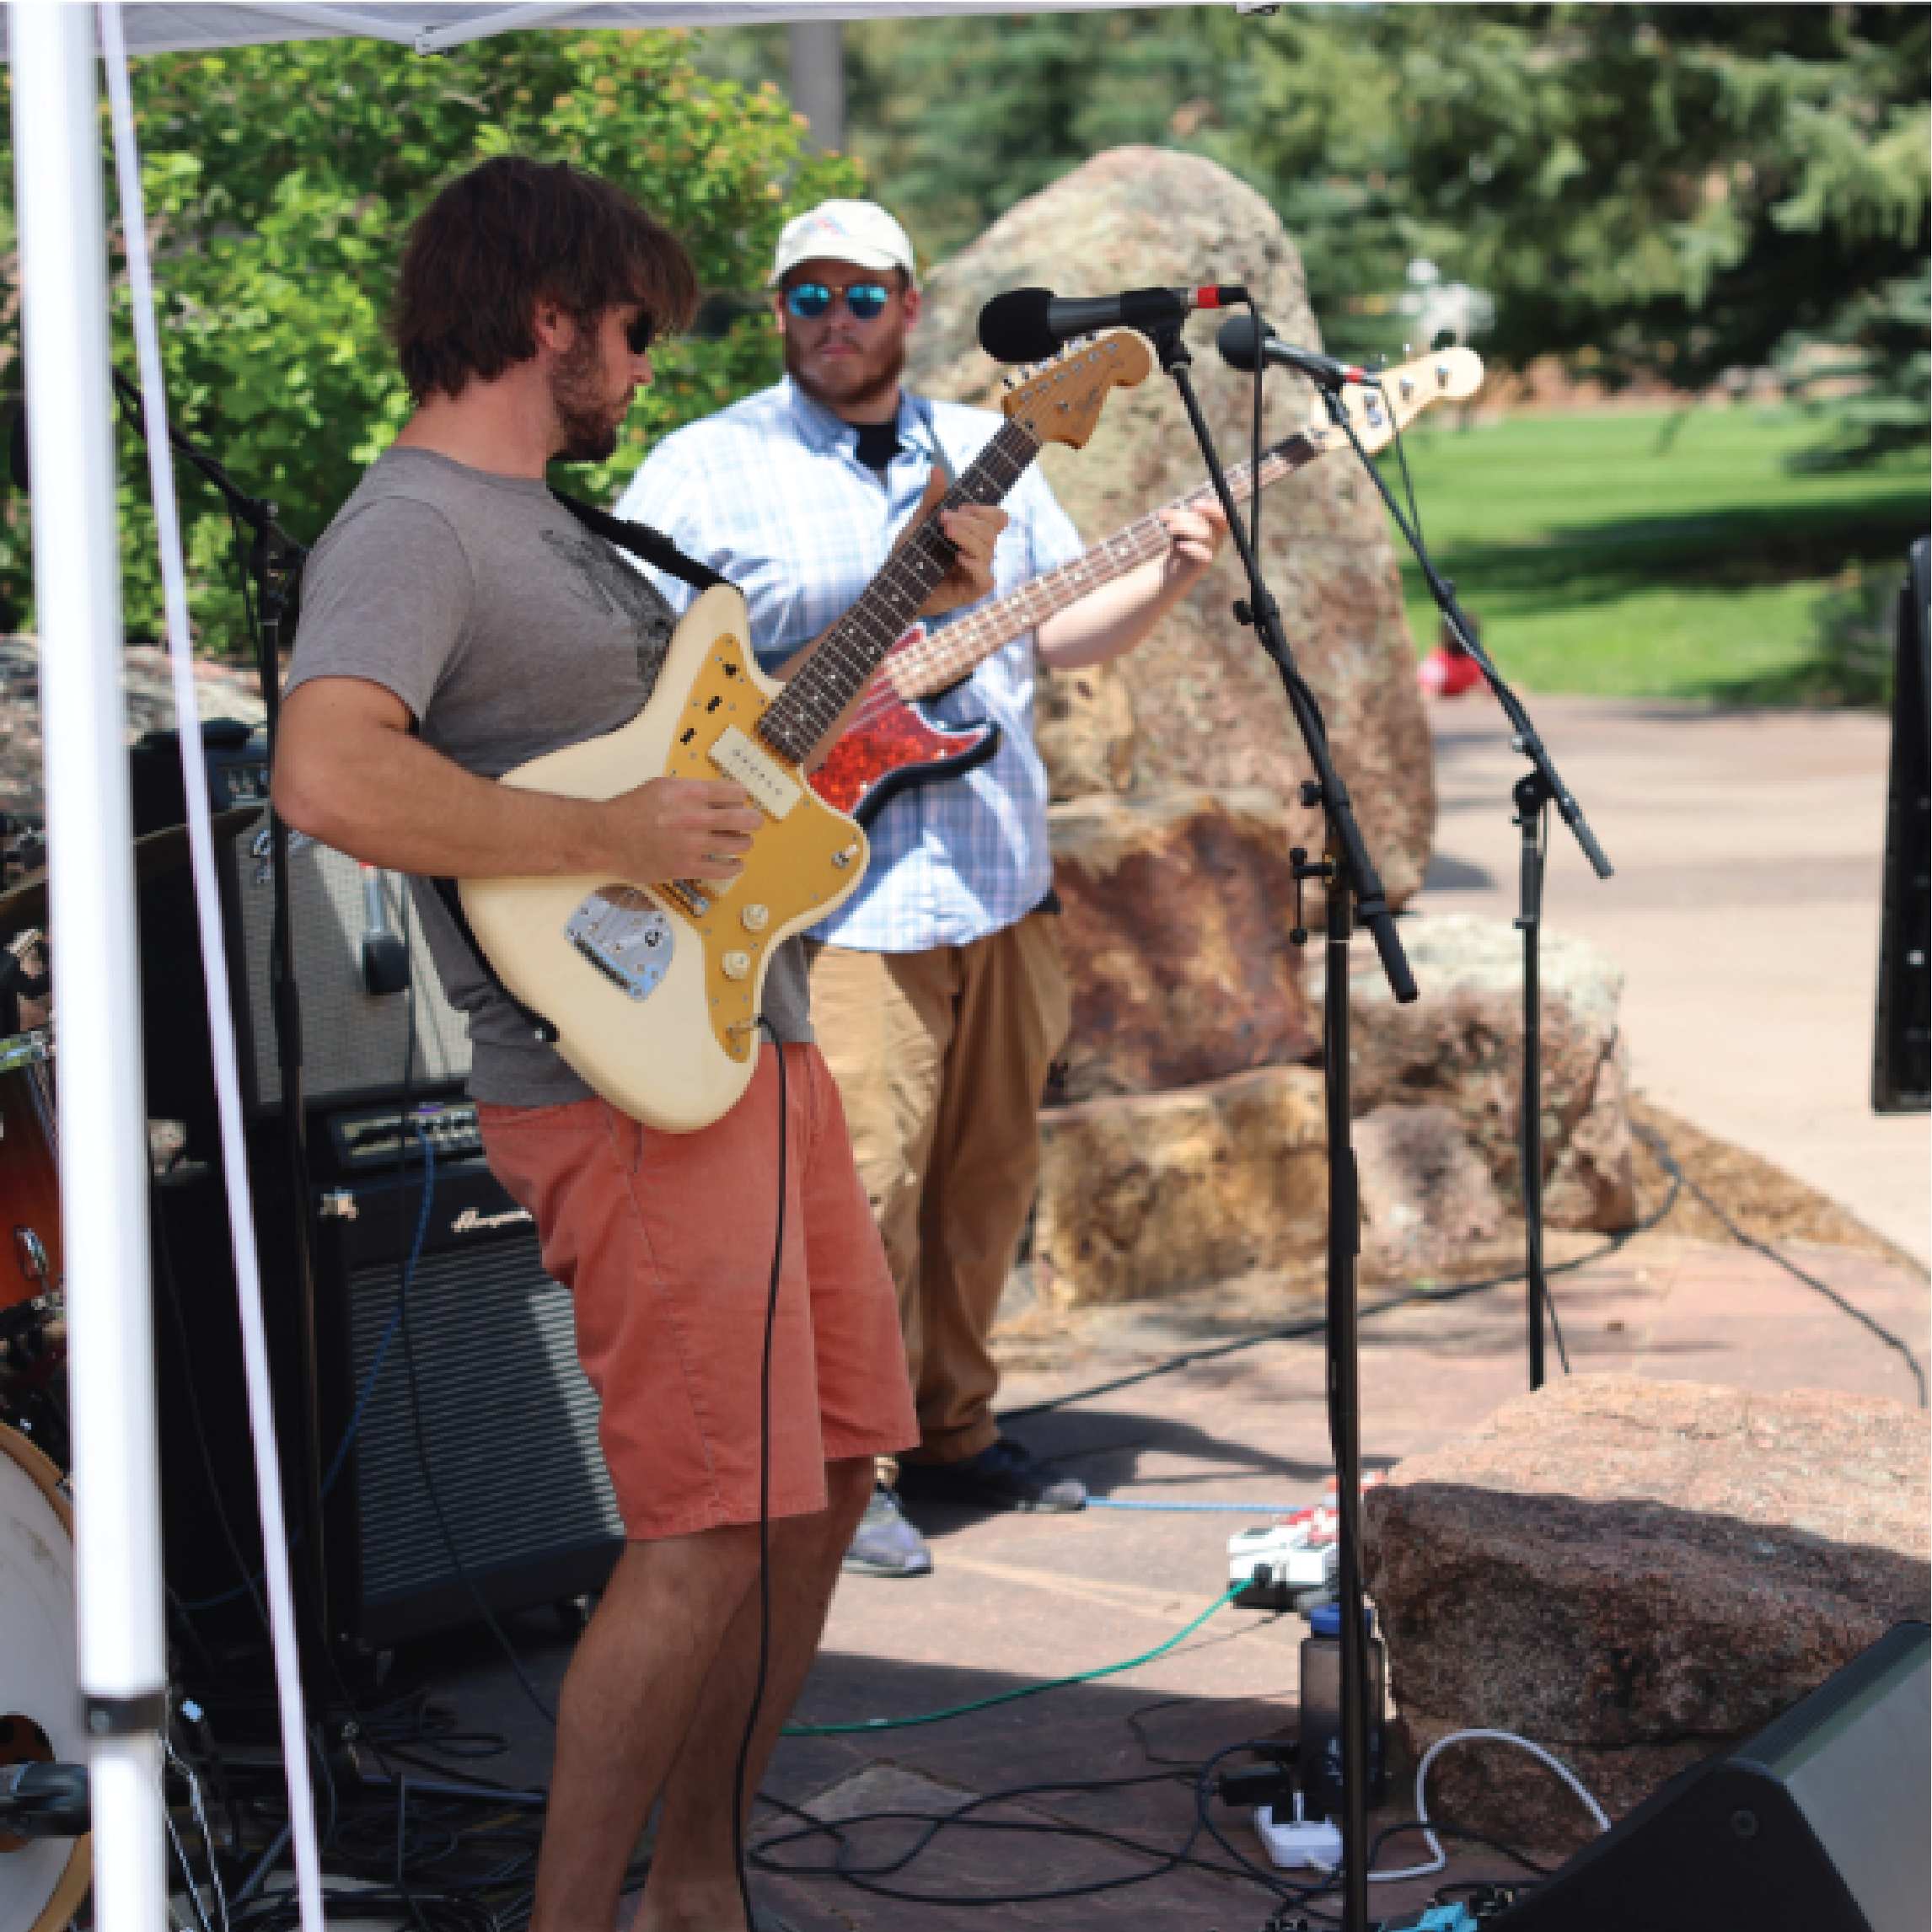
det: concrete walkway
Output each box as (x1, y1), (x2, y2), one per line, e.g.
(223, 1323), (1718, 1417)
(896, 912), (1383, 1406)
(1414, 692), (1929, 1266)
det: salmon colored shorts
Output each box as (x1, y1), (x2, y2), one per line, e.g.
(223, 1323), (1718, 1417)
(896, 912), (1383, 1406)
(476, 1043), (916, 1542)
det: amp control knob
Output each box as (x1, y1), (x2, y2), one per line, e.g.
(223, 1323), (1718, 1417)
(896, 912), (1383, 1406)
(722, 951), (752, 981)
(742, 904), (770, 933)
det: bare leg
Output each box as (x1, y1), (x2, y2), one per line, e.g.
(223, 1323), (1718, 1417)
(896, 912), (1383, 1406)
(528, 1521), (763, 1932)
(639, 1456), (873, 1931)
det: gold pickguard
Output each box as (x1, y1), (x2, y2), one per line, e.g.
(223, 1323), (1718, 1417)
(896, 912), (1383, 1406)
(657, 635), (867, 1062)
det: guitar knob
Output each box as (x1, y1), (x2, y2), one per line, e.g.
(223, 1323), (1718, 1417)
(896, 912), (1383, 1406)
(833, 844), (861, 870)
(742, 904), (770, 933)
(722, 951), (752, 981)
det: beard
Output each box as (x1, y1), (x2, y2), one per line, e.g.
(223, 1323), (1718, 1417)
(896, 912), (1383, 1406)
(785, 325), (907, 421)
(549, 327), (622, 464)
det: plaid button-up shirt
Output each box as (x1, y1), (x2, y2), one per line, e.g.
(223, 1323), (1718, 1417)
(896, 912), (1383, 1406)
(615, 378), (1085, 953)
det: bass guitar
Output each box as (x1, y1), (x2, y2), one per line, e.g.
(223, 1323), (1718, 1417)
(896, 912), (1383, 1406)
(810, 346), (1485, 824)
(459, 330), (1152, 1133)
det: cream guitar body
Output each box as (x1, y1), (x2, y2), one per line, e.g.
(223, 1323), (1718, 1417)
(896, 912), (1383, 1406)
(460, 586), (867, 1132)
(458, 330), (1153, 1134)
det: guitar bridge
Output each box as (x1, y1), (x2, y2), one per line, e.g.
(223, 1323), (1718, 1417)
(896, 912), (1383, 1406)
(565, 888), (674, 1001)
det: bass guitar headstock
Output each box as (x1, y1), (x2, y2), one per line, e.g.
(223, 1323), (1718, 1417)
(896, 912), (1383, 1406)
(1310, 346), (1485, 457)
(1000, 330), (1153, 450)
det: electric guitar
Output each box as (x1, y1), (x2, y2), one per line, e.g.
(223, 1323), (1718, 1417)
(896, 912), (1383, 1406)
(810, 346), (1487, 824)
(459, 330), (1153, 1134)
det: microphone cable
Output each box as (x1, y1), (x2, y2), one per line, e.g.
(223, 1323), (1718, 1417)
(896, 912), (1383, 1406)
(733, 1018), (788, 1932)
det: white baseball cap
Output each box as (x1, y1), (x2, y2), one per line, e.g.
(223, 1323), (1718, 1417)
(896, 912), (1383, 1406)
(770, 200), (920, 287)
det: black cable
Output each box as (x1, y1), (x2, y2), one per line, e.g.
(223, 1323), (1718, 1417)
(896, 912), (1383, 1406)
(733, 1021), (788, 1932)
(1633, 1121), (1928, 1406)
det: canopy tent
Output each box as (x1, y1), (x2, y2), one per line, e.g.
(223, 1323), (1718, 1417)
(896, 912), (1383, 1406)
(3, 0), (1199, 58)
(6, 3), (1226, 1929)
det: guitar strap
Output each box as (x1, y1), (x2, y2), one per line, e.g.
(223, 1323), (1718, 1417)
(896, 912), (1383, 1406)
(429, 492), (737, 1053)
(547, 486), (733, 593)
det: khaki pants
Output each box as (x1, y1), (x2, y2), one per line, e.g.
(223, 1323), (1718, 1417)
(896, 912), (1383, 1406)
(808, 914), (1071, 1479)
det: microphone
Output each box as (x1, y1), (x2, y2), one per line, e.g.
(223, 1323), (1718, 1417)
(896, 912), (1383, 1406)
(1216, 313), (1371, 388)
(979, 284), (1246, 365)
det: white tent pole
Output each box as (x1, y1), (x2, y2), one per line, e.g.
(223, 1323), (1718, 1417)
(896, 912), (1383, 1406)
(9, 4), (166, 1926)
(99, 8), (330, 1927)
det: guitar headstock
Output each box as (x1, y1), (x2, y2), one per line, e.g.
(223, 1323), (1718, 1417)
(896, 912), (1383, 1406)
(1000, 330), (1153, 450)
(1312, 347), (1485, 456)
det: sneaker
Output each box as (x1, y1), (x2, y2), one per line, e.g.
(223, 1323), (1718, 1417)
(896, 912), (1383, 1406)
(896, 1436), (1087, 1513)
(841, 1485), (933, 1578)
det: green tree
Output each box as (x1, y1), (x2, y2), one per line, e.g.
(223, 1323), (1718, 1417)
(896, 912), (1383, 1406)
(0, 28), (859, 646)
(1224, 5), (1930, 437)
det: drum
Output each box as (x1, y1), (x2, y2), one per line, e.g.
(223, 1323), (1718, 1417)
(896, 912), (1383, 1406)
(0, 1420), (89, 1932)
(0, 1037), (57, 1315)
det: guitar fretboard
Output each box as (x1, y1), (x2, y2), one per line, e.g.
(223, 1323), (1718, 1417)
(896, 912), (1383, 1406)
(758, 417), (1044, 765)
(887, 428), (1325, 701)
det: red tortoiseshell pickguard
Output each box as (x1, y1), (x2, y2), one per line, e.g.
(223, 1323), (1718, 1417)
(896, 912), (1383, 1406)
(810, 670), (998, 821)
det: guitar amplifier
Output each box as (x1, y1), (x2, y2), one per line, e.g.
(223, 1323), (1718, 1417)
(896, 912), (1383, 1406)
(156, 1150), (624, 1652)
(132, 722), (470, 1121)
(1494, 1621), (1929, 1932)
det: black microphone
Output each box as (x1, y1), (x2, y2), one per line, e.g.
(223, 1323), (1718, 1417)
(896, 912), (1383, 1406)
(1216, 313), (1371, 388)
(979, 284), (1247, 365)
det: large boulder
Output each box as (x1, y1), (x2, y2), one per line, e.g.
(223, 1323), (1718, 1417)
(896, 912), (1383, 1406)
(908, 145), (1436, 908)
(0, 637), (267, 824)
(1344, 913), (1638, 1232)
(1354, 1101), (1512, 1281)
(1033, 1064), (1327, 1306)
(1364, 1376), (1932, 1852)
(1046, 786), (1318, 1105)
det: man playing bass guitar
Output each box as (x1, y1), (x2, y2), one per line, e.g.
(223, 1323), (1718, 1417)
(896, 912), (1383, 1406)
(618, 201), (1228, 1580)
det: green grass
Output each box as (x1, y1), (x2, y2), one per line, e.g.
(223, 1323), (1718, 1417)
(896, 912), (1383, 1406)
(1373, 405), (1928, 701)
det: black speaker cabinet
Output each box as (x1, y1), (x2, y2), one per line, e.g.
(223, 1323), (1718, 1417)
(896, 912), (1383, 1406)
(1495, 1621), (1929, 1932)
(1873, 538), (1929, 1114)
(157, 1151), (624, 1653)
(131, 722), (470, 1124)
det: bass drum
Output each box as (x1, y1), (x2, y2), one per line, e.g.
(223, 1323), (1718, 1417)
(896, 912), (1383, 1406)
(0, 1422), (87, 1932)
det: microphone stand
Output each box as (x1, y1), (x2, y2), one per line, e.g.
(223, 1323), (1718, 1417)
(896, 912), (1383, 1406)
(1318, 381), (1613, 1389)
(110, 376), (332, 1679)
(1142, 319), (1416, 1932)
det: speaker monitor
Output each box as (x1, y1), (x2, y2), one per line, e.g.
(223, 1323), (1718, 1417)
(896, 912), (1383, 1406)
(1495, 1621), (1930, 1932)
(132, 723), (470, 1120)
(1873, 537), (1929, 1114)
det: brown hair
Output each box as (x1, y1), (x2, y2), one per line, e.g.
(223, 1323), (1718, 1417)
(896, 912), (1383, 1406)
(391, 157), (699, 403)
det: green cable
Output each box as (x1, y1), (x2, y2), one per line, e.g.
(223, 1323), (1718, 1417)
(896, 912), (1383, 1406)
(782, 1584), (1246, 1737)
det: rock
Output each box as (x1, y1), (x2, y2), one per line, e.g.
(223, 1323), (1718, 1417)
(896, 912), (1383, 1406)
(1034, 659), (1135, 800)
(1354, 1102), (1511, 1281)
(1344, 913), (1638, 1232)
(1033, 1064), (1327, 1306)
(1364, 1375), (1932, 1852)
(908, 146), (1436, 907)
(0, 636), (268, 825)
(1046, 786), (1317, 1104)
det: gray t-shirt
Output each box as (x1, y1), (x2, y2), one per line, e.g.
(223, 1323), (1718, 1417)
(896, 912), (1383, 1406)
(287, 446), (813, 1107)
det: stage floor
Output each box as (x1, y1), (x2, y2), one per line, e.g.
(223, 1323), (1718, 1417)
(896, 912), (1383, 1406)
(377, 1222), (1925, 1930)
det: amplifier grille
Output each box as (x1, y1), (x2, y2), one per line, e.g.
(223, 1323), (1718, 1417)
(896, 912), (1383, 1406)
(347, 1239), (622, 1606)
(237, 842), (470, 1108)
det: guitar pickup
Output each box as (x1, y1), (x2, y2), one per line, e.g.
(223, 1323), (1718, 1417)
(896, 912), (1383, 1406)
(710, 725), (803, 821)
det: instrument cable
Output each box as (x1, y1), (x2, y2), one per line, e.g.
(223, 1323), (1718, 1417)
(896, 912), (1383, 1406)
(733, 1019), (788, 1932)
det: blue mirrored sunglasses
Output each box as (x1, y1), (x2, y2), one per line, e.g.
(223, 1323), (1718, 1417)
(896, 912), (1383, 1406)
(784, 281), (892, 322)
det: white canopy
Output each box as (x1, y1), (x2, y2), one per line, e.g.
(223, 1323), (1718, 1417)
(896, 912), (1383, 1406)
(5, 0), (1203, 60)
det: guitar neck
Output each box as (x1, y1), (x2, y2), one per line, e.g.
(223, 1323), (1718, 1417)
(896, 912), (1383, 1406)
(890, 428), (1324, 700)
(758, 418), (1044, 765)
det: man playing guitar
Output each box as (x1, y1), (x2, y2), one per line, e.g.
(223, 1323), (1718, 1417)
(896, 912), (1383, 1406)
(618, 201), (1227, 1579)
(273, 158), (1006, 1932)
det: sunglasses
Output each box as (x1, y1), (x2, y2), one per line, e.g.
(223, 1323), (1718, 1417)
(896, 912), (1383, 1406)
(625, 309), (657, 356)
(783, 281), (893, 323)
